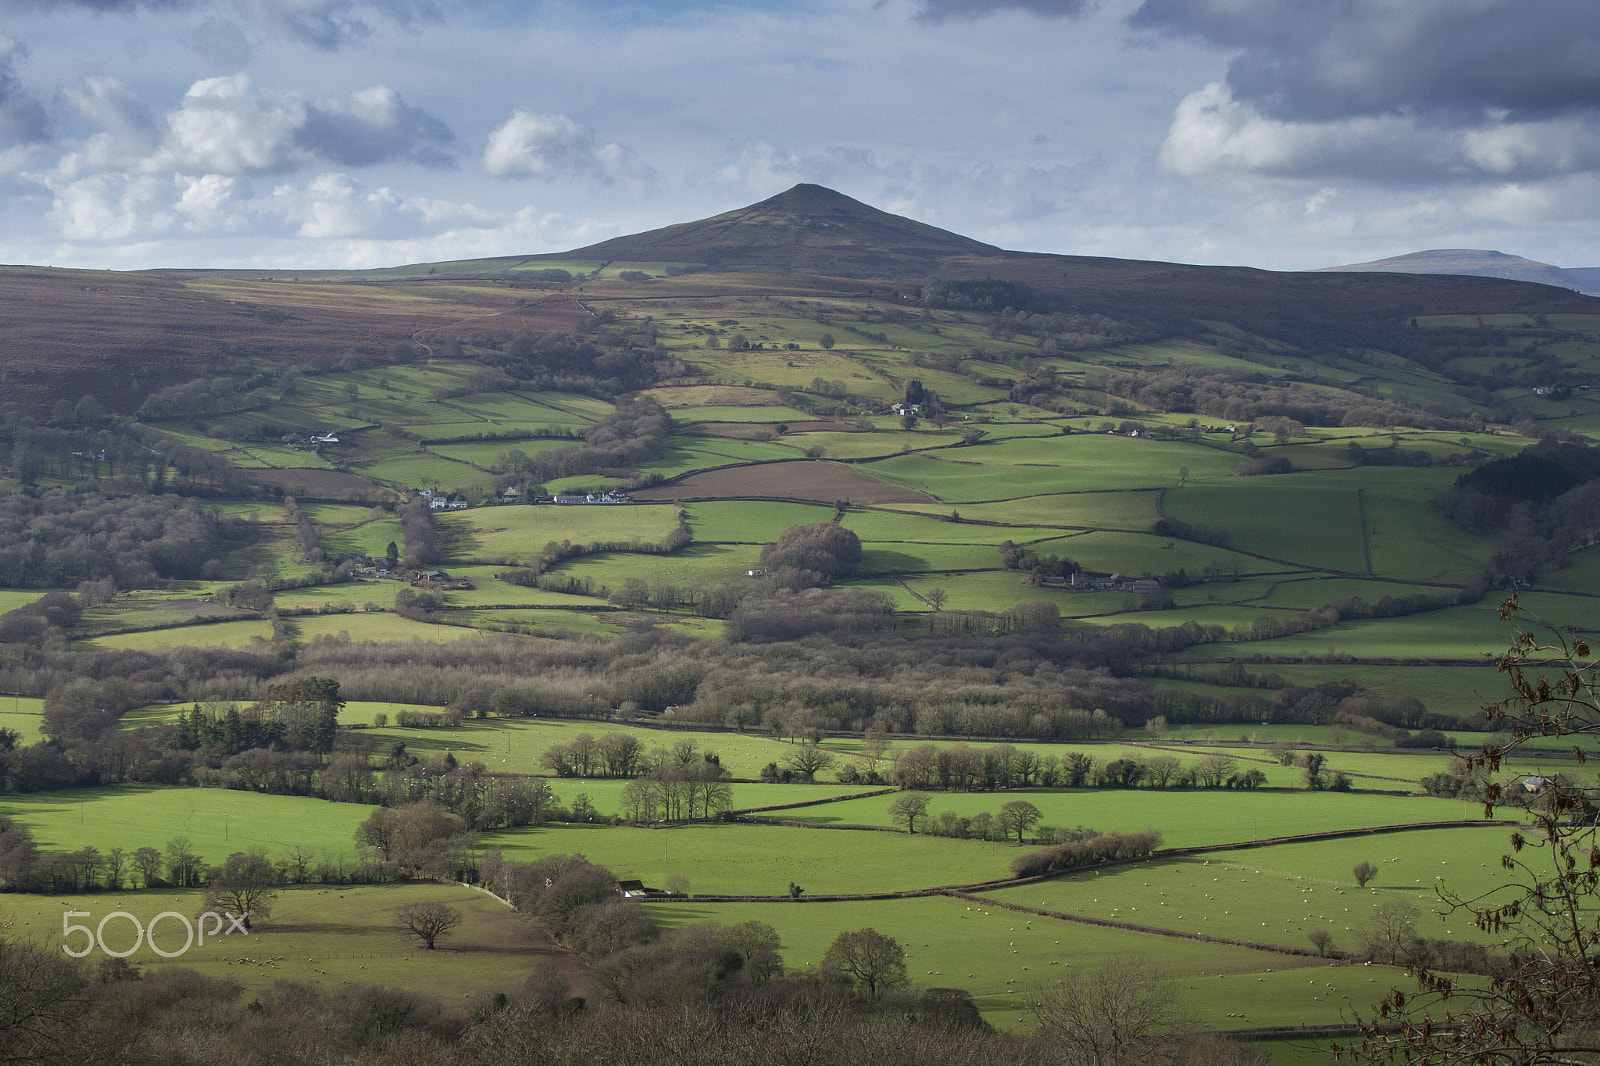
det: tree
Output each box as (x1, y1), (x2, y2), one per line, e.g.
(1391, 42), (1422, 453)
(0, 932), (91, 1064)
(1027, 957), (1187, 1066)
(394, 902), (463, 950)
(203, 850), (280, 930)
(925, 587), (948, 611)
(823, 927), (908, 1000)
(889, 791), (930, 833)
(1352, 861), (1378, 889)
(131, 846), (163, 889)
(819, 332), (835, 349)
(783, 742), (835, 780)
(759, 522), (864, 584)
(1309, 929), (1334, 957)
(1301, 751), (1326, 789)
(164, 837), (203, 888)
(1345, 597), (1600, 1062)
(998, 800), (1043, 843)
(861, 726), (891, 776)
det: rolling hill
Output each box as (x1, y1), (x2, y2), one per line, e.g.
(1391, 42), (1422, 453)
(1318, 248), (1600, 296)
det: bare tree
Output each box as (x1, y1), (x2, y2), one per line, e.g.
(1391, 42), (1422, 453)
(0, 932), (91, 1064)
(203, 850), (280, 930)
(822, 928), (907, 1000)
(1344, 599), (1600, 1063)
(394, 902), (463, 950)
(783, 742), (836, 780)
(1027, 957), (1187, 1066)
(1352, 860), (1378, 889)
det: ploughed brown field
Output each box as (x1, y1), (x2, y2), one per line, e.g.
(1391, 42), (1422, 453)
(249, 468), (400, 500)
(630, 459), (933, 504)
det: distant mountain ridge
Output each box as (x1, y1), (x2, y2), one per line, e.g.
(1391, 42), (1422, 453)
(1318, 249), (1600, 296)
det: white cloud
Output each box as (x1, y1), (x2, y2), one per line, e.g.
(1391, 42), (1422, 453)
(157, 73), (306, 174)
(48, 172), (176, 239)
(483, 109), (655, 189)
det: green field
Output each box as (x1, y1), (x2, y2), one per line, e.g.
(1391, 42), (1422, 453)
(3, 785), (373, 864)
(0, 883), (550, 1003)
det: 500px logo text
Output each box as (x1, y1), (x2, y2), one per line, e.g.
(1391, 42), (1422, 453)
(62, 910), (249, 958)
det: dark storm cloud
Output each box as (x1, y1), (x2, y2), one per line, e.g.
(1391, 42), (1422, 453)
(298, 86), (456, 167)
(914, 0), (1091, 22)
(1, 0), (439, 50)
(1130, 0), (1600, 124)
(0, 40), (50, 148)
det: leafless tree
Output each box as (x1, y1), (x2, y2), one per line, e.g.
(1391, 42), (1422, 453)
(1027, 957), (1187, 1066)
(394, 901), (463, 950)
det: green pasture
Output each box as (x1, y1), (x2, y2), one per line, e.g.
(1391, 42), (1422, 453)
(0, 883), (546, 1006)
(0, 696), (46, 744)
(482, 821), (1013, 896)
(1244, 662), (1503, 718)
(428, 438), (575, 469)
(553, 544), (754, 589)
(646, 895), (1376, 1033)
(285, 613), (482, 644)
(784, 789), (1480, 848)
(886, 491), (1162, 531)
(85, 619), (276, 650)
(980, 825), (1519, 949)
(669, 405), (818, 423)
(2, 784), (371, 864)
(1239, 576), (1452, 611)
(628, 441), (797, 480)
(884, 571), (1082, 614)
(357, 713), (873, 780)
(863, 436), (1238, 501)
(860, 541), (1003, 574)
(458, 608), (634, 638)
(1165, 479), (1365, 573)
(843, 508), (1063, 545)
(321, 517), (404, 559)
(76, 597), (250, 636)
(684, 500), (836, 542)
(361, 453), (486, 491)
(437, 503), (683, 565)
(1048, 530), (1271, 578)
(1190, 597), (1566, 662)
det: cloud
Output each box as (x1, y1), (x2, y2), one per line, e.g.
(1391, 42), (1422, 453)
(48, 171), (177, 239)
(268, 172), (491, 237)
(5, 0), (439, 50)
(483, 110), (655, 188)
(914, 0), (1093, 22)
(1131, 0), (1600, 125)
(56, 76), (162, 177)
(299, 86), (455, 167)
(156, 73), (306, 174)
(139, 75), (455, 174)
(0, 35), (50, 149)
(1160, 81), (1600, 185)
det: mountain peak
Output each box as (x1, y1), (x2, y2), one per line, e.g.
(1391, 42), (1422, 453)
(566, 184), (999, 277)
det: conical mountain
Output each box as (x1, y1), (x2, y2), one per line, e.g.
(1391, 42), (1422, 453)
(568, 183), (999, 276)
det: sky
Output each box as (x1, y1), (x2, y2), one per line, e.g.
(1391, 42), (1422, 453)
(1, 0), (1599, 272)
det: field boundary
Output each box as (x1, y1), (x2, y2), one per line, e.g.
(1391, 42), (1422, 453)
(943, 889), (1349, 961)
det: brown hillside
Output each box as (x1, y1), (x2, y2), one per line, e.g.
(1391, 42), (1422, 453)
(0, 270), (588, 414)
